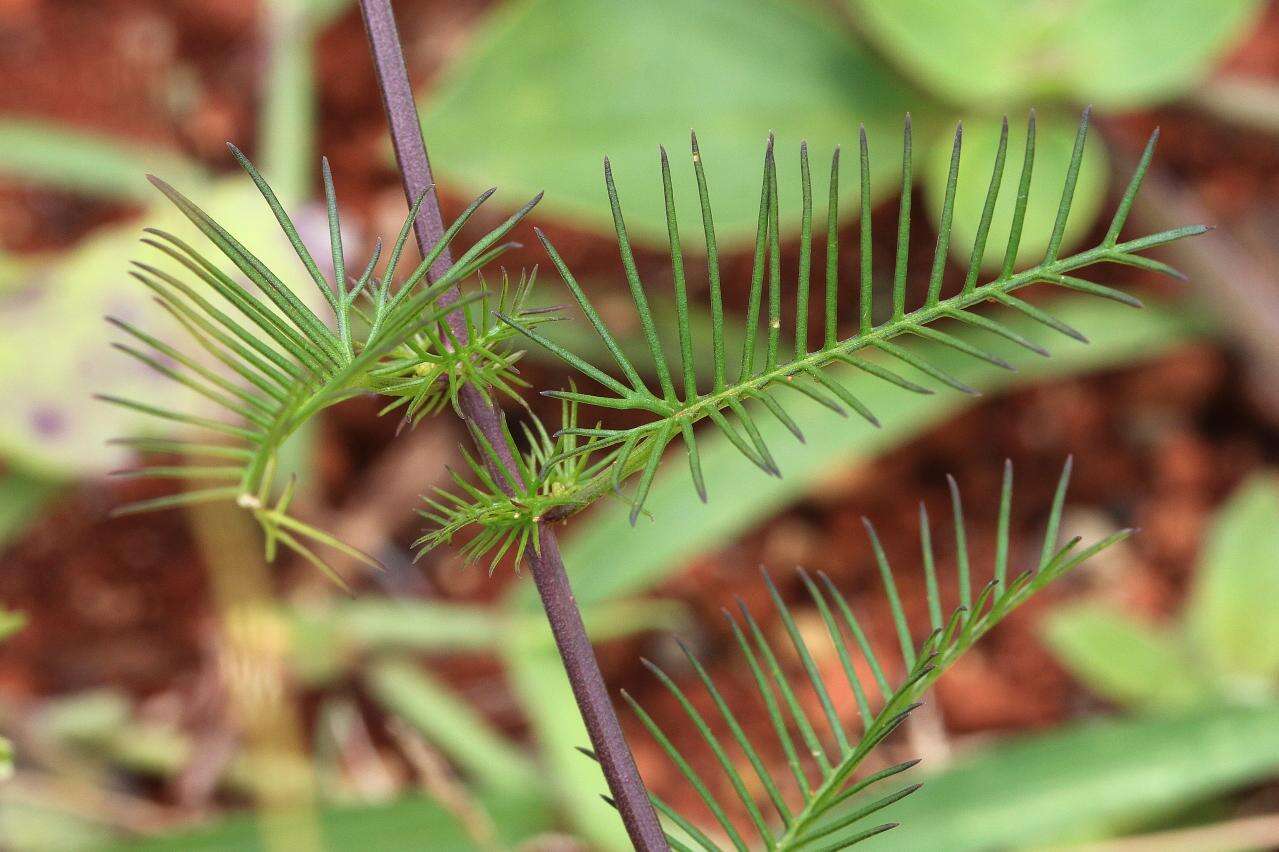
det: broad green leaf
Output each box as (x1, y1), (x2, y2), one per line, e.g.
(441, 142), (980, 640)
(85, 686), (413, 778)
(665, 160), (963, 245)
(0, 120), (205, 202)
(511, 296), (1205, 611)
(0, 180), (320, 477)
(925, 113), (1108, 271)
(1043, 604), (1212, 713)
(502, 632), (628, 851)
(849, 0), (1263, 109)
(100, 791), (554, 851)
(366, 657), (542, 796)
(1186, 474), (1279, 685)
(425, 0), (930, 247)
(860, 703), (1279, 850)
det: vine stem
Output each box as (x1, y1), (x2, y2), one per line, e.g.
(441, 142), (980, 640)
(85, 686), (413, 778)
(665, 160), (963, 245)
(356, 2), (668, 848)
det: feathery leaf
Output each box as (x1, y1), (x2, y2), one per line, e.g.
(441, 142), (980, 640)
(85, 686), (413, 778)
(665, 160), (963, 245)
(487, 111), (1200, 550)
(107, 153), (542, 583)
(624, 460), (1125, 849)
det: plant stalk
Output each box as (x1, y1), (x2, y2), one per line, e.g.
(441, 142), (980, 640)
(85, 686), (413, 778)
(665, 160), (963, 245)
(356, 2), (667, 848)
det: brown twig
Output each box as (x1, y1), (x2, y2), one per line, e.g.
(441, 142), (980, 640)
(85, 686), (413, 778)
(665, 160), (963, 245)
(355, 2), (667, 848)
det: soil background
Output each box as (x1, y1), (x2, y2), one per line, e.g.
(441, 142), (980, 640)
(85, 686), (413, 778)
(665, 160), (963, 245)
(2, 0), (1278, 838)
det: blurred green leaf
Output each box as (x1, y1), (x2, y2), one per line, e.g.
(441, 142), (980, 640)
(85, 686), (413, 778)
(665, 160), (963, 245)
(293, 0), (356, 28)
(0, 609), (15, 780)
(293, 599), (499, 655)
(101, 791), (553, 851)
(39, 690), (133, 745)
(0, 120), (204, 202)
(1044, 604), (1212, 713)
(38, 690), (194, 780)
(861, 703), (1279, 850)
(1186, 474), (1279, 686)
(261, 0), (351, 201)
(289, 596), (682, 674)
(574, 597), (687, 644)
(0, 796), (115, 852)
(425, 0), (931, 247)
(0, 251), (30, 295)
(926, 112), (1108, 271)
(366, 658), (541, 797)
(0, 608), (25, 642)
(502, 633), (627, 851)
(484, 595), (682, 850)
(0, 472), (59, 549)
(288, 599), (498, 686)
(849, 0), (1263, 109)
(513, 296), (1205, 611)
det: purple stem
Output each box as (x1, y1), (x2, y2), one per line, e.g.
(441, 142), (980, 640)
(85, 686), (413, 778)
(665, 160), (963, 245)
(357, 2), (668, 848)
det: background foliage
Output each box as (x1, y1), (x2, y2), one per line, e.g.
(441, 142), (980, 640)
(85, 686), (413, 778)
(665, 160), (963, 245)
(0, 1), (1277, 850)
